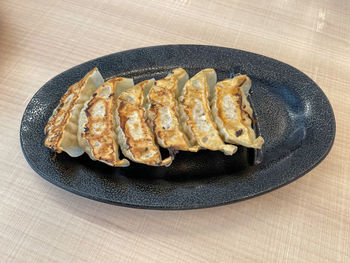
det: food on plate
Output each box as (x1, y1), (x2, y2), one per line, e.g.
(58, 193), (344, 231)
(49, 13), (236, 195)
(146, 68), (199, 153)
(78, 77), (134, 167)
(115, 79), (173, 166)
(178, 69), (237, 155)
(44, 67), (104, 157)
(44, 67), (264, 167)
(211, 75), (264, 149)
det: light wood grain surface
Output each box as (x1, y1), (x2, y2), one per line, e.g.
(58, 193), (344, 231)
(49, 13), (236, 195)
(1, 0), (349, 262)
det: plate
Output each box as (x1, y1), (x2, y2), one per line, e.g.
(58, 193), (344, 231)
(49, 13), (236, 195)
(20, 45), (335, 209)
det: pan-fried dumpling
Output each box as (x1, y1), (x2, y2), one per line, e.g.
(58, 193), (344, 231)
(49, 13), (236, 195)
(211, 75), (264, 149)
(78, 77), (134, 167)
(44, 67), (104, 157)
(178, 69), (237, 155)
(146, 68), (199, 153)
(115, 79), (172, 166)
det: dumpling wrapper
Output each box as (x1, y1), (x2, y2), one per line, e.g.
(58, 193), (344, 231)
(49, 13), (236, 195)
(211, 75), (264, 149)
(78, 77), (134, 167)
(115, 79), (172, 166)
(44, 67), (104, 157)
(147, 68), (199, 153)
(178, 69), (237, 155)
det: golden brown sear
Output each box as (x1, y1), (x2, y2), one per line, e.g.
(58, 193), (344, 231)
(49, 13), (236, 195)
(44, 67), (104, 157)
(147, 68), (199, 153)
(211, 75), (264, 149)
(78, 78), (133, 167)
(178, 69), (237, 155)
(115, 79), (172, 166)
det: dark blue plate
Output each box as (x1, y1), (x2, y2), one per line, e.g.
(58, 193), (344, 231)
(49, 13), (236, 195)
(20, 45), (335, 209)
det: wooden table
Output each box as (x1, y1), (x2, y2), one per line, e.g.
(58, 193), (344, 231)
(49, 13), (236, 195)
(1, 0), (349, 262)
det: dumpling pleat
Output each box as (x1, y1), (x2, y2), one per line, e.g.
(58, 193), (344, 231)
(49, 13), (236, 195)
(178, 69), (237, 155)
(115, 79), (172, 166)
(44, 67), (104, 157)
(210, 75), (264, 149)
(78, 78), (133, 167)
(146, 68), (199, 153)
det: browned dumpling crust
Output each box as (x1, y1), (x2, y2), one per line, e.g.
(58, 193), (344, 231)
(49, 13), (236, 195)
(178, 69), (237, 155)
(115, 79), (172, 166)
(44, 67), (104, 157)
(147, 68), (199, 153)
(211, 75), (264, 149)
(78, 78), (133, 167)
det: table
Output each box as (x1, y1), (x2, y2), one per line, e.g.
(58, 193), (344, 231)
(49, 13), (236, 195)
(1, 0), (349, 262)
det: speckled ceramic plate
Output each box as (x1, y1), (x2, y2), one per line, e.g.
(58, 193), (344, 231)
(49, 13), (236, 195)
(20, 45), (335, 209)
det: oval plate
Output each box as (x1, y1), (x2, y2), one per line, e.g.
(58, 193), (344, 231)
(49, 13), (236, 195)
(20, 45), (335, 209)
